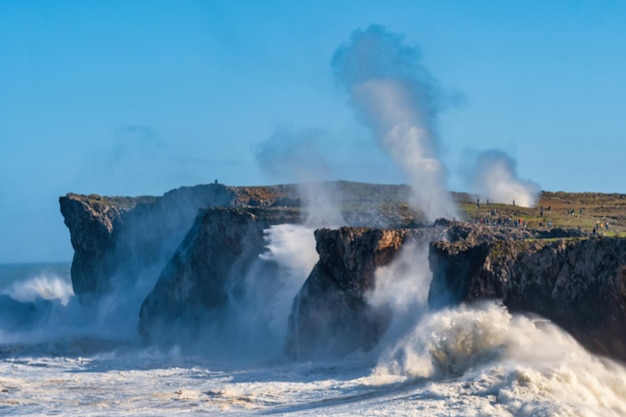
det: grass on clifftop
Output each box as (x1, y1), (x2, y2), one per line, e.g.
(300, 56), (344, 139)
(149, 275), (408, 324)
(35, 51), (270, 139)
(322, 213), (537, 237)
(462, 191), (626, 235)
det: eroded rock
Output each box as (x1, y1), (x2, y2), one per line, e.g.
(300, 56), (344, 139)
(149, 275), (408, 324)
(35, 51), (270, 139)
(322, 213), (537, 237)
(429, 237), (626, 361)
(285, 227), (427, 360)
(138, 207), (300, 346)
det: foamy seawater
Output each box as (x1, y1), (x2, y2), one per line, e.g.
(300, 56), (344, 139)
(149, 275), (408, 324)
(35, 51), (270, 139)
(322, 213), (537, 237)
(2, 323), (625, 416)
(1, 229), (626, 416)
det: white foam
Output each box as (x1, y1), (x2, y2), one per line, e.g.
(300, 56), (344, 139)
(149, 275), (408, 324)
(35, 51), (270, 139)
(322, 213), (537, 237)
(259, 224), (318, 336)
(3, 274), (74, 305)
(371, 301), (626, 416)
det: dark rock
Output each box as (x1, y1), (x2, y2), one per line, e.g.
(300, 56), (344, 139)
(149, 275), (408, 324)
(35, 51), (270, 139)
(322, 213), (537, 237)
(59, 182), (429, 304)
(429, 237), (626, 362)
(283, 221), (543, 360)
(285, 227), (431, 360)
(138, 207), (301, 346)
(60, 184), (237, 303)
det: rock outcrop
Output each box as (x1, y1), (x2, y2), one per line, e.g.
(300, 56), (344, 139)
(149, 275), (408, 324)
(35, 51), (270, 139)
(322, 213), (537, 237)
(62, 180), (625, 363)
(429, 237), (626, 361)
(60, 182), (419, 303)
(283, 221), (590, 360)
(60, 184), (239, 303)
(138, 207), (301, 346)
(285, 227), (435, 360)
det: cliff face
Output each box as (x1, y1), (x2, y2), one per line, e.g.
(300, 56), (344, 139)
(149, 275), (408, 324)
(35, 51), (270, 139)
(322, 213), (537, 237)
(138, 207), (301, 346)
(429, 237), (626, 361)
(61, 180), (625, 363)
(283, 222), (588, 360)
(59, 194), (142, 299)
(59, 182), (426, 304)
(285, 227), (434, 360)
(59, 184), (254, 303)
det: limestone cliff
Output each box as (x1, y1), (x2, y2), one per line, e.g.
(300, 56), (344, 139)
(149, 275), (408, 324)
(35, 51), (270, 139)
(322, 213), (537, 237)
(138, 207), (301, 346)
(429, 237), (626, 361)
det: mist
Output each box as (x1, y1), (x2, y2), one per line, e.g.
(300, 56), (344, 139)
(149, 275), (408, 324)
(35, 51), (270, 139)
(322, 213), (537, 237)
(466, 149), (541, 207)
(255, 127), (345, 226)
(332, 25), (459, 222)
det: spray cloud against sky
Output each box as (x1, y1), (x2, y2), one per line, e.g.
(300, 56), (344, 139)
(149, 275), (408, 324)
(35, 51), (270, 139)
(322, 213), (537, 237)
(331, 25), (459, 222)
(255, 127), (345, 227)
(465, 149), (542, 207)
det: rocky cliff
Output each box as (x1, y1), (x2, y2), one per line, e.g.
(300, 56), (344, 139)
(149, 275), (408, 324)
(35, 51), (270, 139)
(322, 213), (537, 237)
(138, 207), (301, 346)
(284, 222), (599, 360)
(429, 237), (626, 361)
(285, 228), (402, 360)
(60, 180), (626, 363)
(60, 184), (239, 303)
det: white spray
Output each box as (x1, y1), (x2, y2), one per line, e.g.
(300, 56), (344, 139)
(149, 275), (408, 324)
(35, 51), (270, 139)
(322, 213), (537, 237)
(332, 25), (459, 222)
(467, 149), (541, 207)
(255, 127), (345, 227)
(363, 243), (626, 415)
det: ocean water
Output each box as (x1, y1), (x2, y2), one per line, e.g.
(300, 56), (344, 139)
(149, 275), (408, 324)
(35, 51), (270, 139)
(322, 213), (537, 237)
(1, 226), (625, 416)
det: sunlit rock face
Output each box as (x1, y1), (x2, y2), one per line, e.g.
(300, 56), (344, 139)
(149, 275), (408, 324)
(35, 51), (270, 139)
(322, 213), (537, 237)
(429, 237), (626, 362)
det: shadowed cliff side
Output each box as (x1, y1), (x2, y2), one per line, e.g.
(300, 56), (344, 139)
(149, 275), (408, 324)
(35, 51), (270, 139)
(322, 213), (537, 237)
(284, 222), (598, 361)
(138, 207), (301, 347)
(429, 237), (626, 362)
(59, 184), (301, 304)
(284, 227), (447, 360)
(285, 228), (402, 360)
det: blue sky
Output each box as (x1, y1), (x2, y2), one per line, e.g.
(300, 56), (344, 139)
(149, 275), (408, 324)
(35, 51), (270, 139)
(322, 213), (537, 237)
(1, 1), (625, 262)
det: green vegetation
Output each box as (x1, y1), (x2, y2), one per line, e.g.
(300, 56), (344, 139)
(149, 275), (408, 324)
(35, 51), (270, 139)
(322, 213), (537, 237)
(462, 191), (626, 235)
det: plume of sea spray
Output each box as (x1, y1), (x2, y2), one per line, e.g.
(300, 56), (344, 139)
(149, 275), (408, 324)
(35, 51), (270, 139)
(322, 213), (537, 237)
(332, 25), (459, 222)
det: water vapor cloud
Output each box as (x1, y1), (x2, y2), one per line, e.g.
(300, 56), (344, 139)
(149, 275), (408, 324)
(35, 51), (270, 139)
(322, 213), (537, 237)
(255, 127), (344, 226)
(467, 149), (541, 208)
(332, 25), (459, 222)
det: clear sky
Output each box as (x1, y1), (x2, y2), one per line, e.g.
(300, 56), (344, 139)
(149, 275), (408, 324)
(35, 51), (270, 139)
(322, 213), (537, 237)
(1, 0), (625, 262)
